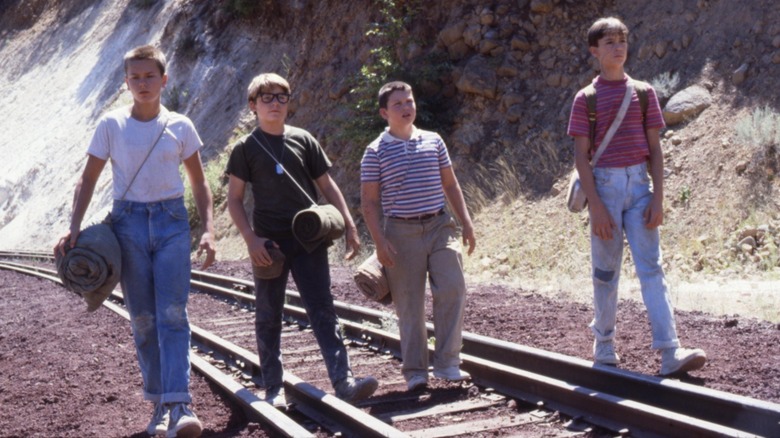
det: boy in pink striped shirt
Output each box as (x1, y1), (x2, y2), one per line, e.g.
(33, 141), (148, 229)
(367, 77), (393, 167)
(567, 17), (706, 376)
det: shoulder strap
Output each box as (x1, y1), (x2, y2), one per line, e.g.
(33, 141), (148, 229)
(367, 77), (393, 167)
(633, 80), (649, 131)
(583, 84), (597, 150)
(119, 115), (169, 201)
(590, 80), (634, 166)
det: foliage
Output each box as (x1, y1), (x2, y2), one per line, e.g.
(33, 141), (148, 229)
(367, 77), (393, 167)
(650, 71), (680, 103)
(224, 0), (260, 18)
(163, 84), (188, 112)
(735, 106), (780, 150)
(183, 152), (230, 247)
(338, 0), (453, 155)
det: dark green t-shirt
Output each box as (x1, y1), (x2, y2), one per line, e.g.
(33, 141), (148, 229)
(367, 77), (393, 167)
(226, 126), (332, 239)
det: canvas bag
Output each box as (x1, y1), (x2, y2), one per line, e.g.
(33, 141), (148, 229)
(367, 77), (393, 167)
(567, 80), (636, 213)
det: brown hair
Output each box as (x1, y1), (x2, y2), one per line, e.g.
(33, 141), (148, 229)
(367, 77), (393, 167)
(587, 17), (628, 47)
(378, 81), (412, 109)
(247, 73), (291, 102)
(123, 45), (166, 75)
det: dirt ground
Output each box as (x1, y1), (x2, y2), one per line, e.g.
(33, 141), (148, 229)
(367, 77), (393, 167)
(1, 259), (779, 437)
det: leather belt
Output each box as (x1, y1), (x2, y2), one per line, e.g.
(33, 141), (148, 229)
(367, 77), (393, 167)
(389, 209), (444, 221)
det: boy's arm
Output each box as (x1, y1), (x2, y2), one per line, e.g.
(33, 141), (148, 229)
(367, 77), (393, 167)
(360, 180), (396, 267)
(440, 167), (476, 255)
(314, 172), (360, 260)
(644, 128), (664, 228)
(574, 135), (616, 240)
(226, 174), (275, 267)
(182, 151), (216, 270)
(55, 154), (107, 255)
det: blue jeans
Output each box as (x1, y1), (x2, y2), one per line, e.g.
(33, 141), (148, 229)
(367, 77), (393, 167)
(253, 239), (351, 389)
(590, 163), (680, 350)
(111, 197), (193, 404)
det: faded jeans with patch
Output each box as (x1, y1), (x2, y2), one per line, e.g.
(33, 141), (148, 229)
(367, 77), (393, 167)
(590, 162), (680, 350)
(111, 197), (194, 404)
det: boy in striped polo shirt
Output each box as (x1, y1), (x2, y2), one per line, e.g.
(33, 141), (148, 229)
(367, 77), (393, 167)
(567, 17), (705, 376)
(361, 81), (476, 392)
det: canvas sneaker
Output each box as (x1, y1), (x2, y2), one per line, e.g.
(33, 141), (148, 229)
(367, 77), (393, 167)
(593, 339), (620, 365)
(146, 403), (169, 436)
(166, 403), (202, 438)
(660, 347), (707, 376)
(406, 374), (428, 392)
(432, 366), (471, 381)
(335, 376), (379, 403)
(264, 385), (287, 409)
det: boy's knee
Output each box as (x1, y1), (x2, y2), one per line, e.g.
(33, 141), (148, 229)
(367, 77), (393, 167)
(163, 304), (188, 327)
(594, 268), (615, 282)
(132, 312), (155, 338)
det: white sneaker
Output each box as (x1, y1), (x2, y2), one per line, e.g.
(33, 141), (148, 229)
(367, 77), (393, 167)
(406, 374), (428, 391)
(264, 385), (287, 409)
(660, 347), (707, 376)
(593, 339), (620, 365)
(432, 366), (471, 381)
(166, 403), (202, 438)
(146, 403), (169, 436)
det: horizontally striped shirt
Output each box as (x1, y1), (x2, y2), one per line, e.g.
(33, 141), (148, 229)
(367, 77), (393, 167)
(567, 75), (665, 168)
(361, 127), (451, 218)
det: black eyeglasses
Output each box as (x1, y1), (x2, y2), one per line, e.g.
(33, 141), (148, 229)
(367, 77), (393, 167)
(256, 92), (291, 104)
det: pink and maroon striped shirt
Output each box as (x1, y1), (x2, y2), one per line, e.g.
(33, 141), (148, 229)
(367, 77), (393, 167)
(567, 75), (665, 168)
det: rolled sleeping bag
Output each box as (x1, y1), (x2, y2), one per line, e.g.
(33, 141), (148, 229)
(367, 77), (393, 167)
(55, 223), (121, 312)
(353, 252), (391, 304)
(292, 204), (345, 252)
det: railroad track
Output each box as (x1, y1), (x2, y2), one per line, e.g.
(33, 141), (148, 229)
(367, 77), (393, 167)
(2, 251), (779, 437)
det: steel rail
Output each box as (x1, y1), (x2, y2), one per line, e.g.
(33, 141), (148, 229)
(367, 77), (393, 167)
(189, 267), (780, 438)
(5, 261), (780, 437)
(0, 262), (409, 437)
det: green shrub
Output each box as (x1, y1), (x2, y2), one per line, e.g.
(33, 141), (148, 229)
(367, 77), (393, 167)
(182, 152), (229, 247)
(736, 106), (780, 150)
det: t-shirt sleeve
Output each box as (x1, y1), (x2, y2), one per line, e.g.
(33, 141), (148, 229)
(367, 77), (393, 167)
(86, 117), (110, 160)
(567, 90), (589, 138)
(225, 140), (251, 182)
(305, 135), (332, 180)
(436, 135), (452, 169)
(360, 146), (380, 183)
(644, 86), (666, 130)
(180, 118), (203, 160)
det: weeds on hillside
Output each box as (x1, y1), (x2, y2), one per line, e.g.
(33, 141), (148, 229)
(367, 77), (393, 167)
(650, 71), (680, 103)
(163, 84), (188, 112)
(735, 106), (780, 150)
(339, 0), (453, 158)
(462, 157), (525, 211)
(183, 152), (229, 247)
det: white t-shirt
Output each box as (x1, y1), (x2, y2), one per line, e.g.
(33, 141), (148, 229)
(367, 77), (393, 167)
(87, 106), (202, 202)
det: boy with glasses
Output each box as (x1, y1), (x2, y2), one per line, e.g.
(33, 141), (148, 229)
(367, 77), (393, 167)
(225, 73), (378, 407)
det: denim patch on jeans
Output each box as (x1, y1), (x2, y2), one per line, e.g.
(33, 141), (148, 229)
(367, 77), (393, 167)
(110, 197), (194, 403)
(589, 163), (680, 350)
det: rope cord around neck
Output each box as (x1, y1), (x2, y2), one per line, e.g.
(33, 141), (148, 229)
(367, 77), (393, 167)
(250, 130), (317, 206)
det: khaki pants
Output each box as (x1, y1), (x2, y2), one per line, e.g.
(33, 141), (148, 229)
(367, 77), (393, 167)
(384, 212), (467, 381)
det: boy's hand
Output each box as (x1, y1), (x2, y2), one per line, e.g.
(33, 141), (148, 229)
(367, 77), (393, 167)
(462, 222), (476, 255)
(375, 238), (397, 268)
(54, 230), (79, 257)
(196, 231), (217, 270)
(344, 226), (361, 261)
(589, 201), (616, 240)
(247, 236), (275, 267)
(643, 195), (664, 229)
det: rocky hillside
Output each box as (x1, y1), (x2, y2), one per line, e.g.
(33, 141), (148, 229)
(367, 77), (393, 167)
(2, 0), (779, 284)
